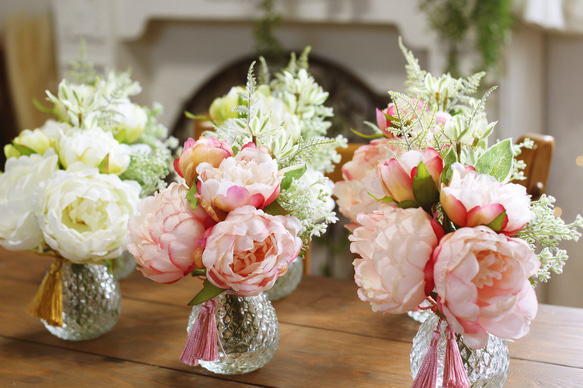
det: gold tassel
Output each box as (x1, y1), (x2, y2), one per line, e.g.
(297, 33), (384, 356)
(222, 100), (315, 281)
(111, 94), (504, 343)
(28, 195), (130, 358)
(28, 257), (64, 327)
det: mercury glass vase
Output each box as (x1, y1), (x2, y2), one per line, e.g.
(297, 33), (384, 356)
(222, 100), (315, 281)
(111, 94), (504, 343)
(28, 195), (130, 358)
(410, 314), (509, 387)
(265, 257), (303, 301)
(114, 251), (136, 280)
(187, 292), (279, 374)
(407, 300), (432, 323)
(43, 261), (122, 341)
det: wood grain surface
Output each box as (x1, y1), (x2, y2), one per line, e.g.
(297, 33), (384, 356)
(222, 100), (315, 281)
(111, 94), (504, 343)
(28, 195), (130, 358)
(2, 248), (583, 387)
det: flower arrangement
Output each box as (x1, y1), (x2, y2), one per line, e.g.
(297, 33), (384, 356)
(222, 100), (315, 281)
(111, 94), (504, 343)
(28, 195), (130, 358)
(127, 49), (345, 368)
(0, 50), (176, 328)
(334, 39), (583, 387)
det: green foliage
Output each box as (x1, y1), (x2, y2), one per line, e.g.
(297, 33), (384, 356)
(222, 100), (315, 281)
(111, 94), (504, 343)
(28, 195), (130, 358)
(281, 164), (307, 190)
(185, 184), (199, 210)
(419, 0), (513, 76)
(67, 39), (97, 85)
(253, 0), (285, 62)
(187, 279), (225, 306)
(515, 195), (583, 283)
(474, 138), (513, 182)
(412, 161), (440, 210)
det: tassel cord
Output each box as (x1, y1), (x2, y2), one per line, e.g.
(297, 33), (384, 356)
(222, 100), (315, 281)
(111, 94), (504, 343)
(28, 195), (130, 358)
(28, 257), (65, 327)
(180, 298), (221, 366)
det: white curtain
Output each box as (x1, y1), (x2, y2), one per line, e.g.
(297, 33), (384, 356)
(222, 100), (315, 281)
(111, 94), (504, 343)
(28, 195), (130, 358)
(514, 0), (583, 33)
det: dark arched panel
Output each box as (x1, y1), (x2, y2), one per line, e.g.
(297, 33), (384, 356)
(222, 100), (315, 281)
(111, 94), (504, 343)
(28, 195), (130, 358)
(170, 50), (390, 143)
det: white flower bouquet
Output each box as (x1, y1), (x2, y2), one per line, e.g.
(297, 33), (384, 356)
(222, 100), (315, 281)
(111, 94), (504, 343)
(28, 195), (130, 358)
(0, 50), (176, 328)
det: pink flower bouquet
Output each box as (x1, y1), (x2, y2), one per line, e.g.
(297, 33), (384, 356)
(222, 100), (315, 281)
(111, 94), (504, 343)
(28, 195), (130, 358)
(128, 52), (343, 369)
(335, 40), (583, 387)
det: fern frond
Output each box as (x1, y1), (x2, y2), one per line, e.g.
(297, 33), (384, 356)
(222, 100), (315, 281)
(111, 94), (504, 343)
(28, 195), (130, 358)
(399, 37), (427, 93)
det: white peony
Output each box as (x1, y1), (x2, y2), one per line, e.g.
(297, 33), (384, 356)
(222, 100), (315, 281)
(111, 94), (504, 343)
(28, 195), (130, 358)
(56, 126), (131, 175)
(32, 165), (141, 263)
(255, 93), (302, 141)
(0, 150), (60, 250)
(109, 98), (148, 143)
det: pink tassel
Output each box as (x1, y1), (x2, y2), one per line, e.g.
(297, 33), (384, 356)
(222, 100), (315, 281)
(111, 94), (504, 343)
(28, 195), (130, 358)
(443, 325), (471, 388)
(179, 298), (219, 366)
(412, 327), (441, 388)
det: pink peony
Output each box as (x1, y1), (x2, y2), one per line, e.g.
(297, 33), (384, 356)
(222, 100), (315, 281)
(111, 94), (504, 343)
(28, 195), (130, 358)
(333, 139), (401, 226)
(350, 205), (442, 314)
(196, 143), (282, 213)
(202, 206), (303, 296)
(440, 163), (533, 235)
(127, 182), (215, 283)
(378, 147), (443, 204)
(174, 137), (233, 187)
(433, 226), (540, 349)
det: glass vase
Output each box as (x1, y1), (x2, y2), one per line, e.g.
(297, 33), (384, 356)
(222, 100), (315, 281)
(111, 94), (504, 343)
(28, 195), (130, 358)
(265, 257), (303, 301)
(187, 292), (279, 374)
(43, 261), (122, 341)
(410, 314), (509, 388)
(407, 299), (432, 323)
(114, 251), (136, 280)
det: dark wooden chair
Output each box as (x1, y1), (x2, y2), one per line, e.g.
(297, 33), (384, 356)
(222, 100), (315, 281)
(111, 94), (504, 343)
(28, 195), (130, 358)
(514, 133), (555, 200)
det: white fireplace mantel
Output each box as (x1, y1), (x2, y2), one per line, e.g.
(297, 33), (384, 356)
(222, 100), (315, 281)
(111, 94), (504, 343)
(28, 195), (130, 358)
(50, 0), (544, 143)
(51, 0), (446, 77)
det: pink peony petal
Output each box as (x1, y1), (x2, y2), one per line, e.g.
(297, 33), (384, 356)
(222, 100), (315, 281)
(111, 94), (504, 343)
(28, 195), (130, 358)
(379, 159), (415, 202)
(467, 203), (506, 228)
(440, 189), (468, 226)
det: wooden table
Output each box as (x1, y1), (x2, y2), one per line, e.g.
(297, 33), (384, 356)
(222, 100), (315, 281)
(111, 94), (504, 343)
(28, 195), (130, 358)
(1, 248), (583, 387)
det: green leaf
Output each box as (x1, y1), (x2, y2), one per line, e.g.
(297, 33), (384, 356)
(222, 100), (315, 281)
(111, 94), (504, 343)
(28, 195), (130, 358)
(350, 128), (385, 139)
(187, 279), (225, 306)
(98, 154), (109, 173)
(397, 200), (419, 209)
(487, 210), (507, 232)
(412, 161), (439, 208)
(367, 191), (394, 203)
(263, 200), (291, 216)
(281, 164), (307, 190)
(105, 259), (115, 276)
(474, 139), (513, 182)
(186, 184), (199, 210)
(11, 143), (35, 156)
(33, 98), (55, 114)
(440, 147), (457, 185)
(190, 268), (206, 277)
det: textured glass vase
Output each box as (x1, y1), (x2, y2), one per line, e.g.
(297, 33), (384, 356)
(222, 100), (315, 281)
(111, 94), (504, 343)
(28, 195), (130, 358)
(187, 292), (279, 374)
(114, 251), (136, 280)
(410, 314), (509, 387)
(407, 300), (432, 323)
(43, 261), (122, 341)
(265, 257), (303, 301)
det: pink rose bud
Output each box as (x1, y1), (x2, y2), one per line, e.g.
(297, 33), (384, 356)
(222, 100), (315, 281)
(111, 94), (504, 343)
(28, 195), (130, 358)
(174, 137), (233, 187)
(379, 147), (443, 204)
